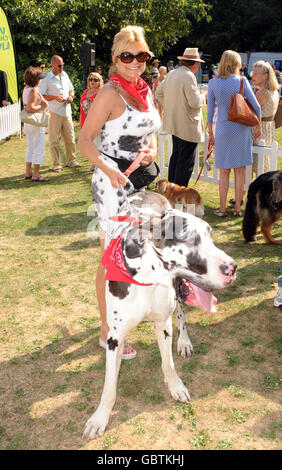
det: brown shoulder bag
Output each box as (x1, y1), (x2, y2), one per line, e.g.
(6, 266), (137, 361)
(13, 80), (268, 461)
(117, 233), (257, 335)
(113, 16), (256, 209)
(228, 77), (259, 127)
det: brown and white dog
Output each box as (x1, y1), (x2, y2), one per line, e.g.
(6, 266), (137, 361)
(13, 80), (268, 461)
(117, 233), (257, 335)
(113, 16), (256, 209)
(155, 179), (205, 218)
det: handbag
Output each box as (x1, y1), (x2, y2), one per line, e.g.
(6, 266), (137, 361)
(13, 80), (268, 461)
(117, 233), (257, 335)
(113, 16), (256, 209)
(20, 108), (50, 127)
(102, 152), (160, 189)
(228, 77), (259, 127)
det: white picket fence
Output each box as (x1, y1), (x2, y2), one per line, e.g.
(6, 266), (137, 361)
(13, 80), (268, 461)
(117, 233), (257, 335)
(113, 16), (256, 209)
(157, 132), (282, 190)
(0, 101), (21, 141)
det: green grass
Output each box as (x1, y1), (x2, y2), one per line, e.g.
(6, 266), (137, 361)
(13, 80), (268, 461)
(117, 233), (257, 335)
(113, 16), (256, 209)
(0, 121), (281, 450)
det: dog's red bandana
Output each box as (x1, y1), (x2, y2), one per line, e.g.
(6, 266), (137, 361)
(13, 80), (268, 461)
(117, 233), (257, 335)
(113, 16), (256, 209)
(101, 216), (152, 286)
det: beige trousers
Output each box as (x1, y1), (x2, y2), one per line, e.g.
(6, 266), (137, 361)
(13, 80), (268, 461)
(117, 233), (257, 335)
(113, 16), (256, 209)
(48, 112), (76, 169)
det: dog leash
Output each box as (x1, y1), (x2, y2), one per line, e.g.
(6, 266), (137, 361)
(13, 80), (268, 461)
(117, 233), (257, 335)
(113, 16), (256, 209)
(110, 154), (146, 223)
(194, 146), (214, 185)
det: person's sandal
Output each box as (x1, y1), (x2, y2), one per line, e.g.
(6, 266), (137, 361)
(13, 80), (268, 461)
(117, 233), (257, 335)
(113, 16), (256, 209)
(214, 209), (226, 217)
(99, 337), (137, 360)
(233, 210), (242, 217)
(229, 198), (244, 206)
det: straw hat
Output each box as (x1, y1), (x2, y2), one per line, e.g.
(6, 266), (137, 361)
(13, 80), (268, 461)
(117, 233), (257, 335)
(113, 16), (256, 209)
(177, 47), (205, 63)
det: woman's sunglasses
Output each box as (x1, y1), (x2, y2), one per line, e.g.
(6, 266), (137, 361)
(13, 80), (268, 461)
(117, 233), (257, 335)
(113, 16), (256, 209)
(117, 51), (151, 64)
(89, 77), (100, 82)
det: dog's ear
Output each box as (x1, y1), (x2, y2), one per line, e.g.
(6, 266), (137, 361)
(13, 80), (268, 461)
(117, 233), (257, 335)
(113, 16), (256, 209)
(124, 224), (152, 259)
(272, 173), (282, 204)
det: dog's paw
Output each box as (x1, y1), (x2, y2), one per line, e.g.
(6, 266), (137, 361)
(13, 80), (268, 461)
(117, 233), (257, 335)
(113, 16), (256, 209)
(169, 381), (190, 403)
(83, 411), (109, 440)
(167, 375), (190, 403)
(177, 337), (193, 358)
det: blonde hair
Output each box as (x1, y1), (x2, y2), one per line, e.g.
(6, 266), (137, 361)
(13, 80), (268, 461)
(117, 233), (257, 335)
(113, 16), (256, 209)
(111, 25), (151, 72)
(87, 72), (103, 90)
(253, 61), (279, 91)
(217, 50), (242, 78)
(159, 66), (167, 75)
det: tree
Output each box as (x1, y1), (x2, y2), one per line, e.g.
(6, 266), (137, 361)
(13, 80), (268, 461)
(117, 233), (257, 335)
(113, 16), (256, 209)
(1, 0), (210, 67)
(186, 0), (282, 62)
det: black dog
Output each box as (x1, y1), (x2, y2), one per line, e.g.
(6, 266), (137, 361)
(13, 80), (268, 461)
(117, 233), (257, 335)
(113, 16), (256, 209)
(242, 170), (282, 244)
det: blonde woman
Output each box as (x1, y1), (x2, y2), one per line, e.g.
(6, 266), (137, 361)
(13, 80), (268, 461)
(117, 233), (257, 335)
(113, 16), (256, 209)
(78, 26), (161, 360)
(80, 72), (104, 127)
(208, 50), (261, 217)
(252, 60), (280, 174)
(80, 72), (104, 172)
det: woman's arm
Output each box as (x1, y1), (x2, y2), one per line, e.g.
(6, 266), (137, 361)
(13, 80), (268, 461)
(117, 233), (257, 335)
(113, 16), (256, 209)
(139, 133), (158, 166)
(207, 80), (215, 147)
(77, 86), (128, 188)
(244, 79), (262, 139)
(25, 88), (47, 113)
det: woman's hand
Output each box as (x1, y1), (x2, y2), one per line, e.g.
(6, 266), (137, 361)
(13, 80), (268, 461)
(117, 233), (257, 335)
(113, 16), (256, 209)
(208, 132), (215, 148)
(41, 99), (48, 109)
(253, 122), (262, 140)
(138, 147), (157, 166)
(105, 166), (128, 188)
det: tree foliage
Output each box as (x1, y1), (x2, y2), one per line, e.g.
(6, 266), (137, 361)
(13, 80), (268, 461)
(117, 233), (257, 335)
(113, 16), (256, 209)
(1, 0), (210, 68)
(187, 0), (282, 62)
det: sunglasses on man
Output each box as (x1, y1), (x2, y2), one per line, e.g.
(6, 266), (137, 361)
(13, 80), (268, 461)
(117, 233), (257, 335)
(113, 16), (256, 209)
(117, 51), (151, 64)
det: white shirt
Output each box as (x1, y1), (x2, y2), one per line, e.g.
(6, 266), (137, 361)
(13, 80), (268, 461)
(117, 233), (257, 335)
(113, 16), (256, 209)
(38, 70), (73, 117)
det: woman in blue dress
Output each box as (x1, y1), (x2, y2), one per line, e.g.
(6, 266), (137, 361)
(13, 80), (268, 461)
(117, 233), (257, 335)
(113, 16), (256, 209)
(207, 50), (261, 216)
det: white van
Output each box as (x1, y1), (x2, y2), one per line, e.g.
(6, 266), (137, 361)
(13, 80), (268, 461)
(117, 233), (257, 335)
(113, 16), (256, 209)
(239, 51), (282, 75)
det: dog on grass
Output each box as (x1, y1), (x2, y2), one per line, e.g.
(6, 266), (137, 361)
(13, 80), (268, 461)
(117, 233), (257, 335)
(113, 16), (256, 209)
(242, 170), (282, 244)
(83, 191), (236, 440)
(155, 179), (204, 218)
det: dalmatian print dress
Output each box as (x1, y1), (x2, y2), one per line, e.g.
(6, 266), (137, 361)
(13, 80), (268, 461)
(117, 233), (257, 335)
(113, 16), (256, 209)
(91, 93), (161, 231)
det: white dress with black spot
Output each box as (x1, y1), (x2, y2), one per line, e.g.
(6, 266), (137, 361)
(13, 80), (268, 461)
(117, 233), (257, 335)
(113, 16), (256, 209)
(92, 93), (161, 231)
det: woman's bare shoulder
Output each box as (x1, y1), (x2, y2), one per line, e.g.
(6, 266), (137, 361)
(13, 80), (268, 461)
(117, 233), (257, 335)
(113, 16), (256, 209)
(97, 82), (120, 98)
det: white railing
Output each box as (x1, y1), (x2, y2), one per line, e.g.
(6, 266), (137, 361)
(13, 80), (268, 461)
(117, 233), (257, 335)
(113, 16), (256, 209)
(157, 132), (282, 190)
(0, 101), (21, 141)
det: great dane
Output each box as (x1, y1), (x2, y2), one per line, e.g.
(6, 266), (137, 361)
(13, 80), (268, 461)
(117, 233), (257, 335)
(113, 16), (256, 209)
(83, 191), (237, 440)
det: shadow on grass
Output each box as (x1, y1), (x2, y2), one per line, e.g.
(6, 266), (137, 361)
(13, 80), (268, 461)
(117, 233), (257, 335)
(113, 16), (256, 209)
(25, 212), (90, 236)
(0, 297), (280, 449)
(0, 167), (92, 191)
(62, 238), (100, 250)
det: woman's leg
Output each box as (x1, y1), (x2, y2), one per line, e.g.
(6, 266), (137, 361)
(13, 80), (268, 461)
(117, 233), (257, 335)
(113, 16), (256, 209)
(96, 236), (108, 341)
(24, 123), (33, 177)
(218, 168), (231, 212)
(234, 166), (246, 213)
(97, 235), (136, 358)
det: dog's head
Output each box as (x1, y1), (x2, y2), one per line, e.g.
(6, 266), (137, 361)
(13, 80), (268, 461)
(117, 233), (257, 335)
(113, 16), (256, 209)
(271, 171), (282, 207)
(122, 210), (237, 307)
(154, 179), (169, 195)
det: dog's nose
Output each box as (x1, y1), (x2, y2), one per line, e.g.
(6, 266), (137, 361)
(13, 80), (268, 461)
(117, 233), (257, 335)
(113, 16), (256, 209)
(219, 260), (237, 281)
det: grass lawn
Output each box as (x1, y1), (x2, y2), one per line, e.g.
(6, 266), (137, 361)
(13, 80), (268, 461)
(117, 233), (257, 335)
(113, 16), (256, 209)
(0, 120), (281, 450)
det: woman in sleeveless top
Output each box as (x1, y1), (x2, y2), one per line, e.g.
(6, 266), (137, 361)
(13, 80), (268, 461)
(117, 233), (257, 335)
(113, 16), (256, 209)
(22, 67), (49, 181)
(251, 60), (280, 175)
(78, 26), (161, 360)
(80, 72), (104, 173)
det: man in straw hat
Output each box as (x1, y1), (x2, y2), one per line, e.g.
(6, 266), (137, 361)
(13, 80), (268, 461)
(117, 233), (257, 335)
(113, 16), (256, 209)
(156, 47), (206, 186)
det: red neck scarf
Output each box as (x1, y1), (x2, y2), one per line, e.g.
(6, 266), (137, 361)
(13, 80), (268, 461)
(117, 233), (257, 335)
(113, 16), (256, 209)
(101, 216), (152, 286)
(101, 234), (152, 286)
(110, 73), (149, 111)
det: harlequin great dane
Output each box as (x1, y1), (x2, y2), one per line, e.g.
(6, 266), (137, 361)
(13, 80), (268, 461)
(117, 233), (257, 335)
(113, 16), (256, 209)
(83, 191), (237, 440)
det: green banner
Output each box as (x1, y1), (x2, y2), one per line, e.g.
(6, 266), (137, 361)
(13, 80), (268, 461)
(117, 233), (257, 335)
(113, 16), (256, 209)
(0, 6), (18, 102)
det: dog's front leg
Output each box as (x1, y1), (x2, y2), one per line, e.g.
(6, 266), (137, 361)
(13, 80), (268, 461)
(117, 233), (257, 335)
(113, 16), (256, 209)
(83, 334), (124, 440)
(175, 302), (193, 357)
(155, 317), (190, 403)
